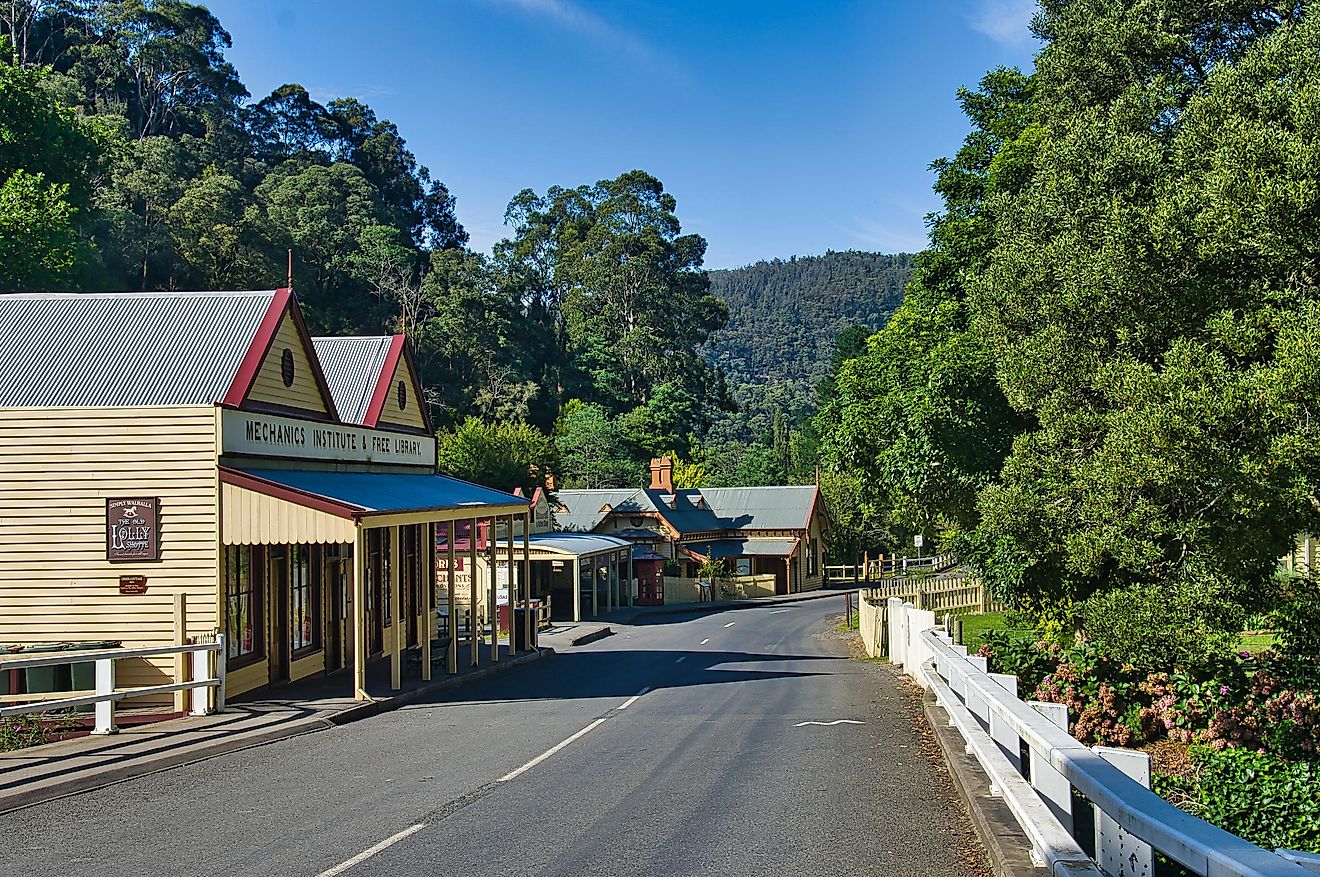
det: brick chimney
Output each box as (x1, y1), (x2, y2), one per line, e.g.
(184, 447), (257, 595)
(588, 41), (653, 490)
(649, 456), (674, 492)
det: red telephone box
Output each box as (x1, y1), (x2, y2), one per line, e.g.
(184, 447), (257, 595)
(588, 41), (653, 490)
(633, 552), (665, 606)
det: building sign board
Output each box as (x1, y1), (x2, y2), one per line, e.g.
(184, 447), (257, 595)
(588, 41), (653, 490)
(106, 498), (160, 562)
(118, 575), (148, 595)
(220, 410), (435, 466)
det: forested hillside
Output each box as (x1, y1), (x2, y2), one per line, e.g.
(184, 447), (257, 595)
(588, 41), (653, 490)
(706, 251), (911, 439)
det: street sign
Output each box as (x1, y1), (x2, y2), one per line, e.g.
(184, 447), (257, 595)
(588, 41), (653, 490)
(913, 534), (924, 548)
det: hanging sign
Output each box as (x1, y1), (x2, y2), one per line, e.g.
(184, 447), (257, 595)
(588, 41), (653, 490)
(106, 498), (160, 562)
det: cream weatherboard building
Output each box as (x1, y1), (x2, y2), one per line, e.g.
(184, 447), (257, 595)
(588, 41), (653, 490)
(0, 289), (530, 702)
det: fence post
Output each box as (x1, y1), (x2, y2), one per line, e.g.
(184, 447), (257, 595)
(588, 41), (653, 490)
(92, 657), (117, 735)
(190, 645), (211, 716)
(988, 672), (1022, 774)
(1092, 747), (1154, 876)
(1028, 700), (1073, 834)
(215, 635), (227, 712)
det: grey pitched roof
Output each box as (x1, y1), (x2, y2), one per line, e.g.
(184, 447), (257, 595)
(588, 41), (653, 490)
(682, 537), (800, 558)
(552, 489), (656, 531)
(0, 290), (276, 408)
(554, 485), (819, 535)
(693, 486), (820, 531)
(311, 336), (393, 425)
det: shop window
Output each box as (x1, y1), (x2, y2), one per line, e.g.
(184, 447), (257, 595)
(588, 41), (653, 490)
(224, 545), (263, 666)
(370, 529), (393, 628)
(290, 544), (320, 654)
(735, 558), (751, 576)
(808, 539), (818, 577)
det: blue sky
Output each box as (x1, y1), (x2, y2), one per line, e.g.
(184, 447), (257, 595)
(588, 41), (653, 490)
(205, 0), (1038, 268)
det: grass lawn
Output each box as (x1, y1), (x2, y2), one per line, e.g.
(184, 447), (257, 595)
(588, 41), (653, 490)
(1239, 631), (1278, 654)
(956, 611), (1034, 648)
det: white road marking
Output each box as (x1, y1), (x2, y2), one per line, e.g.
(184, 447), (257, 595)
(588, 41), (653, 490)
(700, 638), (710, 645)
(320, 688), (653, 875)
(723, 622), (736, 628)
(675, 656), (687, 663)
(498, 718), (607, 783)
(315, 823), (427, 877)
(618, 687), (650, 710)
(793, 719), (866, 727)
(768, 609), (790, 615)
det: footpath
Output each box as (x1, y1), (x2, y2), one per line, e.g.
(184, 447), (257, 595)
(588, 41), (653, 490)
(0, 586), (847, 814)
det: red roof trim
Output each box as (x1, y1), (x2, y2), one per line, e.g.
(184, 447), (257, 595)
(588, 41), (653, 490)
(284, 292), (342, 423)
(362, 334), (407, 428)
(219, 466), (362, 520)
(222, 288), (290, 407)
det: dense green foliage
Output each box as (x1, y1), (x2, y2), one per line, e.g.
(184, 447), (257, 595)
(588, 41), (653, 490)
(707, 251), (911, 439)
(1192, 748), (1320, 852)
(819, 2), (1320, 639)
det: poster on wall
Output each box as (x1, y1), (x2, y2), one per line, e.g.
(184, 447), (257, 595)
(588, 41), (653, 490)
(106, 497), (160, 562)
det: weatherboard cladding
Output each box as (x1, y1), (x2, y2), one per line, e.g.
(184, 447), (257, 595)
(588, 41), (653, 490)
(311, 336), (393, 425)
(0, 290), (276, 408)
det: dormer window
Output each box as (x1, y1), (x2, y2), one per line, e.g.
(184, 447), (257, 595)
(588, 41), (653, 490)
(660, 494), (677, 509)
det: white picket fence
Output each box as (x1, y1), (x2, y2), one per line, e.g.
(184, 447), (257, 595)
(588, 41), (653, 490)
(886, 598), (1320, 877)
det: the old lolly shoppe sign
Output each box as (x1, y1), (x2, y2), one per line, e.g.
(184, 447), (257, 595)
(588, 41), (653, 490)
(106, 497), (160, 562)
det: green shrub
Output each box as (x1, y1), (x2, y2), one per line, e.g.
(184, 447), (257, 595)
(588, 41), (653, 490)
(1193, 747), (1320, 853)
(1081, 584), (1244, 673)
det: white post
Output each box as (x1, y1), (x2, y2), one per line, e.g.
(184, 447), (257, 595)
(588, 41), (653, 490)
(887, 597), (906, 665)
(1092, 747), (1153, 876)
(92, 657), (116, 735)
(189, 645), (211, 716)
(905, 607), (936, 685)
(215, 634), (227, 712)
(572, 556), (582, 623)
(988, 672), (1020, 773)
(1028, 700), (1073, 833)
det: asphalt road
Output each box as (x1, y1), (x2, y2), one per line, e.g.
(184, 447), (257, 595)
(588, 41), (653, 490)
(3, 601), (985, 877)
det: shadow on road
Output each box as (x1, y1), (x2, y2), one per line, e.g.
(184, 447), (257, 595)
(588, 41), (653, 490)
(400, 648), (837, 709)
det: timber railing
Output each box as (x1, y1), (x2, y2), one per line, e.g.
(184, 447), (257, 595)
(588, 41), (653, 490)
(0, 639), (226, 735)
(826, 553), (957, 582)
(886, 599), (1317, 877)
(854, 576), (1002, 658)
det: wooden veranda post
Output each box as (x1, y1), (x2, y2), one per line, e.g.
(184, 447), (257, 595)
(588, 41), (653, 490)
(488, 517), (498, 663)
(523, 512), (532, 650)
(421, 523), (433, 682)
(468, 517), (479, 667)
(506, 514), (516, 655)
(353, 527), (368, 700)
(390, 526), (402, 691)
(447, 520), (457, 675)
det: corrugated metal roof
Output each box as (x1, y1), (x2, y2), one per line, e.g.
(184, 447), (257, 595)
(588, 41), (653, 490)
(682, 537), (799, 558)
(526, 532), (630, 557)
(694, 486), (819, 531)
(553, 489), (656, 531)
(236, 467), (527, 514)
(0, 290), (276, 408)
(311, 336), (393, 425)
(553, 485), (818, 534)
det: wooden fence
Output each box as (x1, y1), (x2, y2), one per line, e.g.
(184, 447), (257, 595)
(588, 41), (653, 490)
(825, 553), (957, 582)
(855, 575), (1001, 658)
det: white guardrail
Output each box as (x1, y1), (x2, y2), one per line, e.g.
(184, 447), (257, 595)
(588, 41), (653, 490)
(0, 638), (227, 735)
(885, 598), (1320, 877)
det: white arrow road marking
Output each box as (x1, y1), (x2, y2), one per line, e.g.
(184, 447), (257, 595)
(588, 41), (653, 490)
(793, 720), (866, 727)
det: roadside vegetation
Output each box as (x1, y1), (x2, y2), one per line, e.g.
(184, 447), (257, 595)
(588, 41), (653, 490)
(816, 2), (1320, 851)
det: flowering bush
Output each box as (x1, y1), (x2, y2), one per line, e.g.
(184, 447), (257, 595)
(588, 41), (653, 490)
(0, 715), (57, 751)
(978, 633), (1320, 756)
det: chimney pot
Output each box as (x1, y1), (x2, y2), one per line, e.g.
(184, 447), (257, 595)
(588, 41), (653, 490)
(649, 456), (674, 492)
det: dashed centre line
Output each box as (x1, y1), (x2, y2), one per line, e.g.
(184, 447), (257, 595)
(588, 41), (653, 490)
(675, 656), (687, 663)
(700, 638), (710, 645)
(723, 622), (736, 628)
